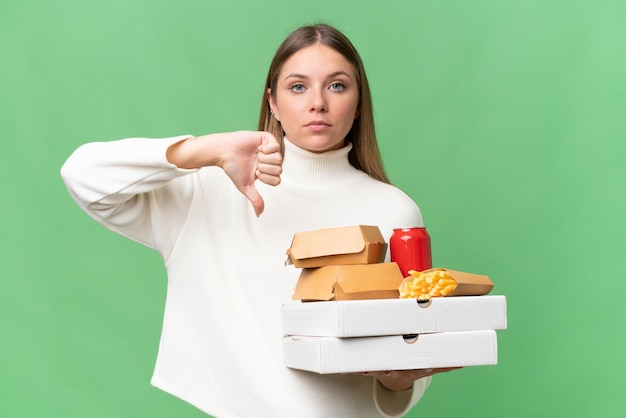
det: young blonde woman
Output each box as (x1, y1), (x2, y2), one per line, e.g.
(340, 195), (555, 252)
(62, 23), (456, 418)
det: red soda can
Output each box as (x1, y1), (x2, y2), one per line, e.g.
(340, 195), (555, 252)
(390, 227), (432, 277)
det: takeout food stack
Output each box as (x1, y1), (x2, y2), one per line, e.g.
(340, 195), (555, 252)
(282, 225), (508, 374)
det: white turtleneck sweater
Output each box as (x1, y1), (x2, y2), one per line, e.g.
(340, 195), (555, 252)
(61, 135), (431, 418)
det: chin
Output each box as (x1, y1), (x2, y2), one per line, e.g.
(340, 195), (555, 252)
(291, 136), (345, 153)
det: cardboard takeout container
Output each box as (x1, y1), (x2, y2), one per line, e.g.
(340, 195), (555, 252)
(282, 295), (507, 337)
(283, 329), (498, 374)
(400, 268), (495, 297)
(292, 262), (405, 301)
(286, 225), (387, 268)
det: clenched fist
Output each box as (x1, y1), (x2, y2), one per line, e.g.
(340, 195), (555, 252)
(166, 130), (283, 216)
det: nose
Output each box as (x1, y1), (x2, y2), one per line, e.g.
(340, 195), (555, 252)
(309, 88), (327, 112)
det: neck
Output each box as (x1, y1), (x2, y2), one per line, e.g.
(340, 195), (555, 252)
(282, 138), (355, 185)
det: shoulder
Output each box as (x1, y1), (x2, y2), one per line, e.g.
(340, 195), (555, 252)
(355, 174), (425, 228)
(384, 184), (424, 227)
(360, 175), (419, 205)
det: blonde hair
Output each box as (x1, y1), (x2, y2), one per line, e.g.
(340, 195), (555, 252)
(258, 23), (390, 184)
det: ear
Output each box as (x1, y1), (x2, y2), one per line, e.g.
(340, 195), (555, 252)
(267, 88), (280, 121)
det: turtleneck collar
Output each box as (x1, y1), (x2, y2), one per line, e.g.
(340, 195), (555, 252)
(282, 137), (357, 185)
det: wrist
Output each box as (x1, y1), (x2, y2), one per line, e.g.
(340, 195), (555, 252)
(166, 134), (223, 169)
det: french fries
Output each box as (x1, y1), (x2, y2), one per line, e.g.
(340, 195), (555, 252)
(398, 268), (458, 299)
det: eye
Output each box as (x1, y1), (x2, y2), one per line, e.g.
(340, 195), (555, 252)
(290, 83), (306, 92)
(329, 82), (346, 92)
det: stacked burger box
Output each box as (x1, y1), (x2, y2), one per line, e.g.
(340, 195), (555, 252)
(281, 225), (507, 374)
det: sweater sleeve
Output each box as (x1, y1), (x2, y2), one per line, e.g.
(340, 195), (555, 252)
(60, 135), (197, 257)
(373, 376), (431, 417)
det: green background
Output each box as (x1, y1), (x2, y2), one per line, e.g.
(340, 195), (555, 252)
(2, 0), (625, 417)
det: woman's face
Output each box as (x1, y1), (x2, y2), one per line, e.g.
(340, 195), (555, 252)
(268, 43), (359, 153)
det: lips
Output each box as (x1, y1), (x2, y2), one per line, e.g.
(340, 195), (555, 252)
(305, 121), (332, 133)
(305, 120), (331, 127)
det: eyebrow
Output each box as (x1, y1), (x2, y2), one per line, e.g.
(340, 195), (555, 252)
(283, 70), (353, 81)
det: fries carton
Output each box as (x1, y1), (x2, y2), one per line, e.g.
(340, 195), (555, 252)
(398, 268), (494, 299)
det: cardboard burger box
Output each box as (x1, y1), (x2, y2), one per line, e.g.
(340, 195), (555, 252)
(292, 262), (406, 301)
(285, 225), (387, 268)
(283, 330), (498, 374)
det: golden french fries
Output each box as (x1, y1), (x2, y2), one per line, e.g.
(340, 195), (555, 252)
(398, 268), (458, 299)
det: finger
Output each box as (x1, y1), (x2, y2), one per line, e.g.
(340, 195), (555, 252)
(432, 367), (463, 374)
(258, 132), (281, 154)
(257, 150), (283, 165)
(257, 162), (282, 176)
(256, 155), (282, 186)
(240, 184), (264, 217)
(256, 171), (281, 187)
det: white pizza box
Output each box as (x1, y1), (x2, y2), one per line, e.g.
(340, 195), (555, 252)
(281, 295), (507, 337)
(283, 329), (498, 374)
